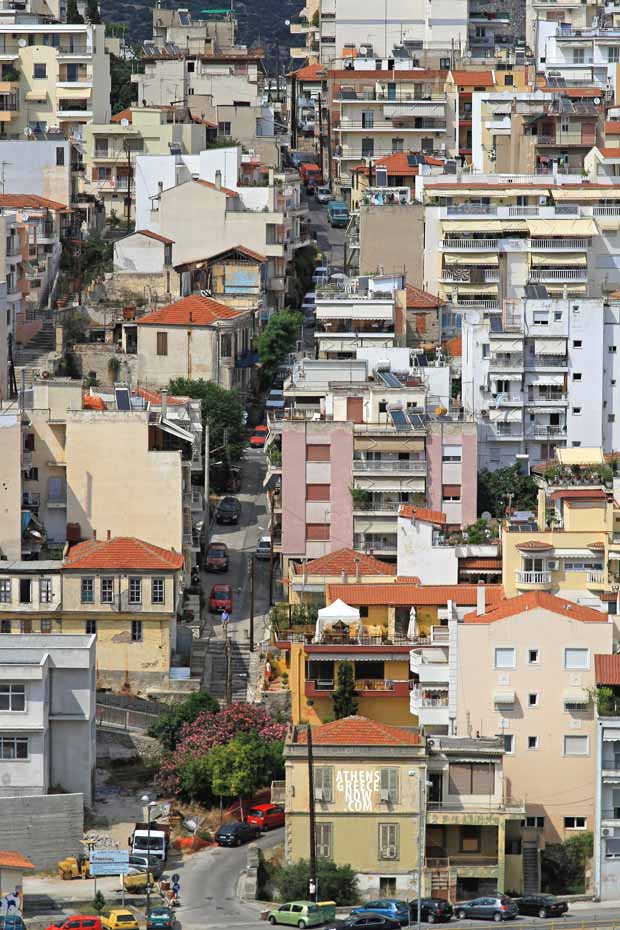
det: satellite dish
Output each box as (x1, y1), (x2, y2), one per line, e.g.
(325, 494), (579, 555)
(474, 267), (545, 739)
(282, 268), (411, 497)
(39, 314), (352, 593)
(18, 37), (26, 46)
(594, 96), (601, 104)
(481, 511), (492, 521)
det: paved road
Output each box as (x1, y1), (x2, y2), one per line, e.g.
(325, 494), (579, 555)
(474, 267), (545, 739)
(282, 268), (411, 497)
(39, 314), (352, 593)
(305, 191), (346, 269)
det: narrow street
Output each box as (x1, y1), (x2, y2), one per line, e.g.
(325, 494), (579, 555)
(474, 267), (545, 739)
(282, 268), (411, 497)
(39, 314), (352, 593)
(306, 191), (346, 269)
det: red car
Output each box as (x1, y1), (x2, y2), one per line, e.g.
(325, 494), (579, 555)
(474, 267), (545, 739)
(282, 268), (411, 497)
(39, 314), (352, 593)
(246, 803), (285, 831)
(209, 583), (233, 613)
(205, 542), (229, 572)
(249, 425), (269, 448)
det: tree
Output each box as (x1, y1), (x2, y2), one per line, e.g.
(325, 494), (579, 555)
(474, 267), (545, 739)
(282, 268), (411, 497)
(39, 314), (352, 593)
(147, 690), (219, 751)
(477, 465), (537, 519)
(541, 833), (593, 894)
(66, 0), (84, 23)
(168, 378), (246, 464)
(207, 731), (284, 813)
(257, 310), (303, 383)
(86, 0), (101, 23)
(110, 54), (138, 115)
(273, 858), (359, 905)
(93, 891), (106, 913)
(332, 662), (358, 720)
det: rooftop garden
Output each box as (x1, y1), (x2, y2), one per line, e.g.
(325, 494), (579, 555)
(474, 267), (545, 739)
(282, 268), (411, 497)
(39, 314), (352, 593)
(543, 463), (616, 487)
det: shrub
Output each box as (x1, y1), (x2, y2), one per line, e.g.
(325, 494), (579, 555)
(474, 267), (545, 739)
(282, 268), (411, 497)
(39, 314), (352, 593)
(272, 858), (359, 904)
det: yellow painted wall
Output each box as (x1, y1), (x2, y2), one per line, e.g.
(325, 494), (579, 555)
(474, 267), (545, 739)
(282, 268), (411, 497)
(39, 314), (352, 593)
(563, 501), (607, 532)
(502, 527), (608, 597)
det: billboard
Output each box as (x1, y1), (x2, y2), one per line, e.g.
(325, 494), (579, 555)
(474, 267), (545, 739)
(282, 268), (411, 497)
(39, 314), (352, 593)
(90, 850), (130, 877)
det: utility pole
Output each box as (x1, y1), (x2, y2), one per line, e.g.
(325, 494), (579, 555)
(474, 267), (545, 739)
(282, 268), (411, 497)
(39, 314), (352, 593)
(306, 711), (318, 903)
(326, 104), (333, 189)
(268, 492), (275, 606)
(248, 555), (255, 652)
(291, 73), (298, 149)
(124, 139), (132, 234)
(224, 618), (232, 705)
(275, 41), (281, 104)
(317, 91), (324, 178)
(203, 422), (210, 554)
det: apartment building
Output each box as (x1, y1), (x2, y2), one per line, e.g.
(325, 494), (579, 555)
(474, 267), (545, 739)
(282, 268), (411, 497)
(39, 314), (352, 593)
(536, 15), (620, 95)
(593, 655), (620, 900)
(150, 7), (237, 55)
(0, 632), (95, 804)
(526, 0), (598, 53)
(455, 591), (613, 844)
(289, 2), (320, 63)
(328, 60), (454, 191)
(313, 275), (406, 359)
(0, 24), (109, 140)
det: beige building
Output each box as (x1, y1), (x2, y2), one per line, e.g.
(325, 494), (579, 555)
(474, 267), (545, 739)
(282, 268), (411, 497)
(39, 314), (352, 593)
(456, 591), (614, 844)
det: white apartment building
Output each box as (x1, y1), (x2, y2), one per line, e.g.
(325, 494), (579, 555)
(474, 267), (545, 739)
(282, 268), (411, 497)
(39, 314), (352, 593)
(536, 15), (620, 95)
(526, 0), (598, 58)
(0, 632), (96, 805)
(462, 295), (620, 469)
(594, 662), (620, 902)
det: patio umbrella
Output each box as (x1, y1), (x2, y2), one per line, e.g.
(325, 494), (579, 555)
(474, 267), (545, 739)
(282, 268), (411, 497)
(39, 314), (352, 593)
(407, 605), (418, 640)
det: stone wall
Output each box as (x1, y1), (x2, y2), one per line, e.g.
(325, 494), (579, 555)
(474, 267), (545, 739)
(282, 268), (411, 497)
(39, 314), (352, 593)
(0, 793), (84, 869)
(73, 344), (138, 387)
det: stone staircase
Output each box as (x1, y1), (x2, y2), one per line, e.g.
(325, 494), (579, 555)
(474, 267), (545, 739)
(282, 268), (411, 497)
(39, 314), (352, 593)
(522, 842), (540, 894)
(203, 639), (251, 703)
(15, 317), (55, 369)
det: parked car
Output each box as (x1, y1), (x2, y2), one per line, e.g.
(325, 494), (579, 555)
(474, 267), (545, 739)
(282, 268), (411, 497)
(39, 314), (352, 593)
(128, 853), (164, 879)
(205, 542), (229, 572)
(316, 186), (331, 204)
(215, 496), (240, 525)
(225, 467), (241, 493)
(146, 907), (175, 930)
(311, 266), (329, 285)
(209, 583), (233, 613)
(101, 912), (139, 930)
(515, 896), (568, 919)
(409, 898), (454, 923)
(250, 425), (269, 448)
(455, 898), (518, 922)
(246, 803), (285, 831)
(267, 902), (325, 928)
(301, 292), (316, 312)
(46, 920), (102, 930)
(215, 820), (261, 847)
(324, 917), (400, 930)
(255, 535), (272, 560)
(1, 919), (27, 930)
(351, 900), (410, 926)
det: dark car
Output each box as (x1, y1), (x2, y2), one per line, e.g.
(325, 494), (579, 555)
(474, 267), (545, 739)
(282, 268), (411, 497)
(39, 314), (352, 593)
(515, 896), (568, 919)
(455, 898), (518, 922)
(128, 854), (164, 879)
(205, 542), (229, 572)
(410, 898), (454, 923)
(351, 901), (410, 926)
(216, 496), (241, 525)
(324, 917), (400, 930)
(215, 820), (261, 847)
(146, 908), (175, 930)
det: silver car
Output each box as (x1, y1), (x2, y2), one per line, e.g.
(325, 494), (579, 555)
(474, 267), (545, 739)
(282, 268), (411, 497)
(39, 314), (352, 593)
(255, 535), (272, 560)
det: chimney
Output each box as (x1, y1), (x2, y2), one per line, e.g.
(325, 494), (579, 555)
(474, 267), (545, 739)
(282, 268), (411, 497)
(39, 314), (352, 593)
(214, 169), (222, 191)
(93, 529), (97, 540)
(161, 387), (168, 419)
(107, 529), (111, 540)
(476, 581), (486, 616)
(354, 558), (360, 583)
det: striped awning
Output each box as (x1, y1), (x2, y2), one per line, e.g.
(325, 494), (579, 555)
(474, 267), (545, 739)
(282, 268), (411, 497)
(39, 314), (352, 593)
(493, 690), (515, 704)
(563, 688), (589, 705)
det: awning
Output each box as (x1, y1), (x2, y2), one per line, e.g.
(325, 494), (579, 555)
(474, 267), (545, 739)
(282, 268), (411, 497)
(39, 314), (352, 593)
(493, 690), (515, 704)
(500, 219), (528, 231)
(553, 187), (620, 201)
(444, 253), (499, 265)
(563, 688), (589, 705)
(316, 305), (393, 320)
(531, 254), (587, 266)
(442, 219), (503, 233)
(446, 283), (498, 294)
(553, 547), (601, 557)
(545, 284), (587, 294)
(25, 90), (47, 101)
(528, 217), (597, 236)
(525, 373), (565, 386)
(159, 418), (194, 443)
(535, 338), (567, 355)
(489, 407), (522, 422)
(490, 336), (523, 351)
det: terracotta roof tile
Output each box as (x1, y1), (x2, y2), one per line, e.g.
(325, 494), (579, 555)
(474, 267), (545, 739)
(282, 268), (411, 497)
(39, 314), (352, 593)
(595, 653), (620, 685)
(0, 193), (67, 211)
(111, 107), (133, 123)
(607, 121), (620, 135)
(234, 245), (267, 262)
(406, 284), (441, 309)
(550, 488), (608, 500)
(137, 388), (186, 406)
(294, 715), (421, 746)
(463, 591), (607, 624)
(136, 295), (243, 327)
(459, 558), (503, 570)
(292, 63), (326, 81)
(330, 69), (447, 80)
(293, 547), (396, 576)
(445, 335), (462, 357)
(516, 541), (554, 551)
(399, 504), (446, 525)
(353, 152), (444, 177)
(596, 147), (620, 158)
(325, 582), (504, 607)
(450, 70), (495, 86)
(0, 851), (35, 869)
(64, 537), (184, 571)
(194, 178), (239, 197)
(588, 541), (606, 549)
(134, 229), (175, 245)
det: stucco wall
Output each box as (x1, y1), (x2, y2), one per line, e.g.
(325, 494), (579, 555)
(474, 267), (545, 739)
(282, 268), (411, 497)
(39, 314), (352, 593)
(0, 416), (22, 560)
(0, 793), (84, 869)
(0, 140), (71, 206)
(136, 323), (217, 385)
(359, 203), (426, 285)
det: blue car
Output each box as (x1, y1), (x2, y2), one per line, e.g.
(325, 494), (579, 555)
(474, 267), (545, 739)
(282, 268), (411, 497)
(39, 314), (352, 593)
(350, 900), (410, 926)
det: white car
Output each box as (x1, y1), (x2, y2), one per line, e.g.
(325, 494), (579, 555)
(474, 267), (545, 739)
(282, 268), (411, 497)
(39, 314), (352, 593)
(302, 291), (316, 312)
(311, 266), (329, 285)
(255, 535), (272, 560)
(316, 186), (331, 204)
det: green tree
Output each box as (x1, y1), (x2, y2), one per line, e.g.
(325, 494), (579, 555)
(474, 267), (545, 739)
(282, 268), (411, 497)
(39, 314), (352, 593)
(86, 0), (101, 22)
(178, 755), (214, 804)
(147, 690), (219, 751)
(332, 662), (358, 720)
(477, 464), (537, 519)
(93, 891), (106, 913)
(109, 54), (139, 114)
(462, 518), (494, 544)
(207, 731), (284, 814)
(541, 833), (593, 894)
(257, 310), (302, 383)
(168, 378), (246, 463)
(66, 0), (84, 23)
(273, 858), (359, 904)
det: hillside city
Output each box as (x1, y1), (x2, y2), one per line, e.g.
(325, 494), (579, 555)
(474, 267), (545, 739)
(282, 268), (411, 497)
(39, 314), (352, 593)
(5, 0), (620, 929)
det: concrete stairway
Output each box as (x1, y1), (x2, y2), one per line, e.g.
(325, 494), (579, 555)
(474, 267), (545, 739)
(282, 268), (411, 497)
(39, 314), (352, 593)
(522, 842), (540, 894)
(15, 317), (55, 368)
(203, 639), (251, 703)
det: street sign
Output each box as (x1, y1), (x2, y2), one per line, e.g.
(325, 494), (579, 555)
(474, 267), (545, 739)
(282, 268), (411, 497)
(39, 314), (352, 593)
(90, 850), (130, 876)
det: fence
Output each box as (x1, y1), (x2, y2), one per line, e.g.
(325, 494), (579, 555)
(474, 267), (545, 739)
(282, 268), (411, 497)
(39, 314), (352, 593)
(95, 702), (160, 732)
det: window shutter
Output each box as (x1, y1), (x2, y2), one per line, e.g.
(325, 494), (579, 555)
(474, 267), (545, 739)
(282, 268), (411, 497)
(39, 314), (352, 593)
(379, 823), (399, 859)
(449, 763), (473, 795)
(472, 763), (494, 794)
(380, 767), (399, 802)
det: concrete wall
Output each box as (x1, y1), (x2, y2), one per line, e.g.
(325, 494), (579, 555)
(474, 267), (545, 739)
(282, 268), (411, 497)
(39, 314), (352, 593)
(0, 793), (84, 869)
(114, 235), (170, 275)
(0, 415), (22, 560)
(0, 141), (71, 206)
(136, 322), (218, 385)
(74, 344), (139, 387)
(359, 203), (425, 286)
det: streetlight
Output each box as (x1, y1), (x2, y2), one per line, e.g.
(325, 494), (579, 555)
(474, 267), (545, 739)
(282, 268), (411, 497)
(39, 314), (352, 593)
(141, 795), (157, 916)
(306, 699), (318, 903)
(407, 771), (433, 930)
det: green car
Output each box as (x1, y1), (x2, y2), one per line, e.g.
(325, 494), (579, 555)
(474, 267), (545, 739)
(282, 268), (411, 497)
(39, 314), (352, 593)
(268, 901), (325, 928)
(146, 908), (175, 930)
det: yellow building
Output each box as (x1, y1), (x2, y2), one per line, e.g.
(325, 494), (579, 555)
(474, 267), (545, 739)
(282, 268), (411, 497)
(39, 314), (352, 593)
(286, 547), (397, 607)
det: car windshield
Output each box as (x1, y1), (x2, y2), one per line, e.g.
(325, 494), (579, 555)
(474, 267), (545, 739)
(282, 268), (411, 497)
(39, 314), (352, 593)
(248, 808), (264, 817)
(117, 917), (135, 923)
(214, 590), (229, 600)
(149, 911), (169, 917)
(219, 500), (236, 510)
(210, 548), (226, 557)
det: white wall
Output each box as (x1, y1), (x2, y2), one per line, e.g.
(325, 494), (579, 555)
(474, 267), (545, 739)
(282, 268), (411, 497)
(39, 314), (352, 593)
(397, 514), (458, 583)
(0, 141), (71, 206)
(134, 154), (200, 232)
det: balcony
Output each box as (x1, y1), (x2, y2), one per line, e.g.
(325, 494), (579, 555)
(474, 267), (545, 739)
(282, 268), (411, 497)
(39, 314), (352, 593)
(191, 489), (203, 512)
(602, 808), (620, 821)
(524, 356), (567, 369)
(494, 392), (524, 405)
(525, 425), (567, 439)
(515, 570), (553, 588)
(441, 238), (498, 250)
(529, 268), (588, 282)
(526, 393), (567, 405)
(587, 570), (607, 587)
(410, 688), (450, 725)
(352, 459), (427, 474)
(335, 89), (446, 103)
(489, 354), (524, 370)
(410, 651), (450, 683)
(338, 118), (447, 132)
(305, 678), (410, 698)
(531, 237), (588, 250)
(47, 493), (66, 509)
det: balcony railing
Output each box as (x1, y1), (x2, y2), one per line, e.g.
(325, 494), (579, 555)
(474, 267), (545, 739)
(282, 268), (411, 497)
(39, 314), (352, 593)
(335, 89), (446, 102)
(515, 570), (552, 584)
(530, 268), (588, 282)
(587, 571), (607, 584)
(352, 459), (427, 473)
(495, 392), (524, 405)
(411, 690), (449, 707)
(532, 237), (588, 250)
(441, 238), (498, 250)
(524, 356), (567, 368)
(489, 354), (524, 368)
(526, 425), (567, 438)
(602, 809), (620, 820)
(527, 393), (567, 404)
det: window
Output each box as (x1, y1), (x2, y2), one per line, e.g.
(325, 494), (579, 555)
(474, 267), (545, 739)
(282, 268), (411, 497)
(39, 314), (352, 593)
(33, 62), (46, 78)
(0, 620), (10, 633)
(533, 310), (549, 325)
(306, 524), (330, 541)
(610, 47), (620, 63)
(448, 763), (495, 795)
(361, 110), (374, 128)
(81, 578), (94, 604)
(564, 735), (589, 756)
(0, 579), (11, 603)
(572, 407), (582, 415)
(85, 618), (97, 635)
(129, 577), (142, 604)
(525, 816), (545, 828)
(442, 484), (461, 501)
(361, 137), (374, 158)
(380, 767), (399, 803)
(503, 734), (514, 754)
(218, 121), (231, 135)
(565, 647), (589, 670)
(379, 823), (399, 860)
(564, 816), (587, 829)
(0, 684), (25, 711)
(187, 60), (195, 72)
(23, 433), (35, 452)
(528, 735), (539, 750)
(528, 649), (539, 664)
(442, 444), (462, 462)
(152, 578), (165, 604)
(19, 619), (32, 634)
(482, 343), (490, 359)
(306, 484), (330, 501)
(554, 311), (563, 322)
(40, 619), (52, 634)
(528, 693), (539, 707)
(314, 766), (333, 801)
(0, 736), (28, 759)
(573, 339), (582, 349)
(610, 414), (616, 423)
(266, 224), (279, 245)
(101, 578), (114, 604)
(56, 147), (64, 166)
(315, 822), (332, 858)
(573, 47), (585, 63)
(156, 332), (168, 356)
(495, 647), (516, 669)
(573, 372), (582, 382)
(131, 620), (143, 642)
(40, 578), (52, 603)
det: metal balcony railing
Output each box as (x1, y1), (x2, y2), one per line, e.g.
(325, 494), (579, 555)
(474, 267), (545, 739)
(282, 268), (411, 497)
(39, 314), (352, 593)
(515, 570), (552, 584)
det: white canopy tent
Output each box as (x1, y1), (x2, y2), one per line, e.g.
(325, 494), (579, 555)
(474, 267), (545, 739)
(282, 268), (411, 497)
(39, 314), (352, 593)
(314, 599), (361, 641)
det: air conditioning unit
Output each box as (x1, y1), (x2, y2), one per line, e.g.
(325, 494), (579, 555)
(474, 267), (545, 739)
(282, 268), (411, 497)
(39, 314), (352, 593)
(382, 845), (397, 859)
(603, 827), (614, 837)
(380, 789), (391, 801)
(314, 788), (323, 800)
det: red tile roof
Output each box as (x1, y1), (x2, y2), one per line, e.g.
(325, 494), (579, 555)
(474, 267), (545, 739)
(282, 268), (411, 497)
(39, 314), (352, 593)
(353, 152), (444, 178)
(292, 63), (326, 81)
(136, 294), (243, 327)
(0, 193), (67, 211)
(406, 284), (441, 309)
(134, 229), (175, 245)
(234, 245), (267, 263)
(463, 591), (607, 624)
(64, 537), (184, 570)
(550, 488), (608, 501)
(595, 654), (620, 685)
(325, 582), (504, 607)
(445, 335), (462, 357)
(293, 547), (396, 576)
(459, 558), (503, 570)
(399, 504), (446, 525)
(330, 69), (447, 80)
(111, 107), (133, 123)
(516, 541), (554, 551)
(588, 541), (605, 550)
(450, 70), (495, 86)
(294, 715), (421, 746)
(194, 178), (239, 197)
(0, 851), (35, 870)
(137, 388), (186, 406)
(606, 121), (620, 135)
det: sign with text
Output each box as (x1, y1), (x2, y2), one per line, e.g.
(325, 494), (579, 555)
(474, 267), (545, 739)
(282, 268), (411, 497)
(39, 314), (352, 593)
(90, 850), (130, 876)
